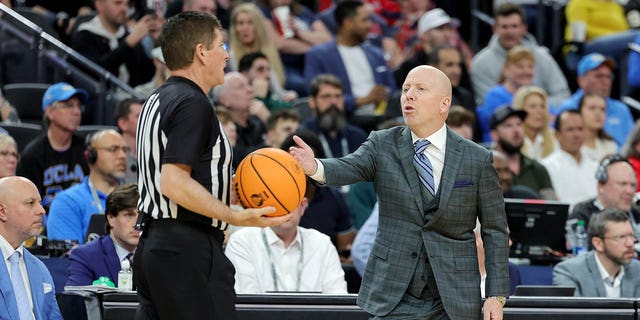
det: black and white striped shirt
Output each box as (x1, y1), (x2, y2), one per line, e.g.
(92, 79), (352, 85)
(136, 77), (233, 231)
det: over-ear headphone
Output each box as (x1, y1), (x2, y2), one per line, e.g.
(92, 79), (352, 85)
(595, 154), (631, 183)
(85, 132), (98, 165)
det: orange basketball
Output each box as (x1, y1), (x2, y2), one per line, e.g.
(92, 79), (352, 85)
(234, 148), (307, 217)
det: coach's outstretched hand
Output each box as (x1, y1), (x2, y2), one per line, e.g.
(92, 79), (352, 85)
(289, 135), (317, 176)
(230, 206), (292, 227)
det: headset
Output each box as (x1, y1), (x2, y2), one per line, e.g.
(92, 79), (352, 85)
(595, 154), (631, 183)
(84, 132), (98, 164)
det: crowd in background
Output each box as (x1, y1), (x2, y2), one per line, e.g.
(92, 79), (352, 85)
(2, 0), (640, 299)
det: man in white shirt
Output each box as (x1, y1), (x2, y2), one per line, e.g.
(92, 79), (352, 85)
(225, 196), (348, 294)
(542, 110), (598, 208)
(553, 209), (640, 297)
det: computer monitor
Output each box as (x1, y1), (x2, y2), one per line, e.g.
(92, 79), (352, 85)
(85, 213), (107, 243)
(514, 285), (576, 297)
(505, 198), (569, 262)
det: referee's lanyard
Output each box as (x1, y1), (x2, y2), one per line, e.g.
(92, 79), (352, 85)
(88, 178), (104, 214)
(261, 228), (303, 292)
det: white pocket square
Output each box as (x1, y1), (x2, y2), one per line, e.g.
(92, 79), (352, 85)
(43, 282), (52, 293)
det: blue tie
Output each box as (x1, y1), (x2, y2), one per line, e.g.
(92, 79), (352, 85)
(125, 253), (134, 270)
(414, 140), (435, 196)
(9, 251), (32, 320)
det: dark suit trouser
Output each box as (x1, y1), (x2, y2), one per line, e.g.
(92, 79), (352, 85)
(134, 220), (236, 320)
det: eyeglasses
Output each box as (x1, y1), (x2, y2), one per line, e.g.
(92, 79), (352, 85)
(95, 145), (131, 154)
(54, 101), (85, 112)
(601, 233), (637, 243)
(0, 150), (19, 161)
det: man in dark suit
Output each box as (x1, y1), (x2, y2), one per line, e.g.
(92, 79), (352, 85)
(67, 184), (140, 286)
(0, 177), (62, 320)
(290, 65), (509, 319)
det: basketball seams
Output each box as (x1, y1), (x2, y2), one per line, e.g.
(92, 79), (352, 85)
(255, 152), (304, 200)
(249, 153), (293, 213)
(235, 153), (252, 210)
(234, 148), (306, 216)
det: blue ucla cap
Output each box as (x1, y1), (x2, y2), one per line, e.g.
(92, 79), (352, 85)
(42, 82), (89, 111)
(577, 53), (615, 77)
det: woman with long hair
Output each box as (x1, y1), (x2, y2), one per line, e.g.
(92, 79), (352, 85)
(229, 3), (289, 97)
(0, 133), (18, 178)
(512, 86), (557, 161)
(578, 93), (617, 162)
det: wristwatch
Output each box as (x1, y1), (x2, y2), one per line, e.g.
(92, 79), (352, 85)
(489, 296), (506, 306)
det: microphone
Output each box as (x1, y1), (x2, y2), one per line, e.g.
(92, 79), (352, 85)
(130, 163), (138, 172)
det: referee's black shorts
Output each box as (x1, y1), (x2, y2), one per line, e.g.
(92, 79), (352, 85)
(133, 218), (236, 320)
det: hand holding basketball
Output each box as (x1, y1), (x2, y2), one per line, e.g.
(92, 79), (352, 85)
(230, 206), (293, 228)
(289, 135), (317, 175)
(234, 148), (306, 216)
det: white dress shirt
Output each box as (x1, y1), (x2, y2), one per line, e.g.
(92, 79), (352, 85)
(0, 234), (35, 319)
(411, 124), (447, 192)
(225, 227), (348, 294)
(541, 148), (598, 208)
(112, 236), (133, 263)
(594, 253), (624, 298)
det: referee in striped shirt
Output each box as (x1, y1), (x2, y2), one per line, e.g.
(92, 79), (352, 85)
(133, 12), (291, 320)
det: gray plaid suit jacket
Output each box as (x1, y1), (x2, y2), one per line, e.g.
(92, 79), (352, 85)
(320, 126), (509, 319)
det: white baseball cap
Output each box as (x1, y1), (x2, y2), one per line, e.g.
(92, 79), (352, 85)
(417, 8), (460, 35)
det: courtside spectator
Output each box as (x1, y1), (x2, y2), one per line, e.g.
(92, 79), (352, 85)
(17, 83), (89, 209)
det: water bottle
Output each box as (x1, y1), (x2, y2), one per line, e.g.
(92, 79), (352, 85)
(565, 218), (577, 251)
(118, 259), (133, 291)
(573, 220), (588, 256)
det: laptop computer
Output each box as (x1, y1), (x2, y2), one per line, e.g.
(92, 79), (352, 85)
(513, 285), (576, 297)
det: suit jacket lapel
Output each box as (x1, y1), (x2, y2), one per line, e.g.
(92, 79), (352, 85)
(25, 251), (43, 320)
(398, 127), (425, 217)
(621, 264), (635, 297)
(426, 129), (462, 226)
(587, 253), (607, 296)
(328, 42), (352, 95)
(0, 250), (21, 319)
(102, 236), (121, 282)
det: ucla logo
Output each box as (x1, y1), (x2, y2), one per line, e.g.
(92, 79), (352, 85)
(43, 164), (85, 185)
